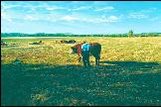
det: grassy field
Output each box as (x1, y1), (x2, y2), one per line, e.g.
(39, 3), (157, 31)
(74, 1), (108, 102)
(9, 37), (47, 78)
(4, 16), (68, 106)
(1, 37), (161, 106)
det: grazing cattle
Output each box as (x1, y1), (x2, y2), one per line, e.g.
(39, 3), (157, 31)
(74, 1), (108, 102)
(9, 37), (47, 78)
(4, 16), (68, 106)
(61, 40), (76, 44)
(60, 40), (66, 43)
(71, 42), (101, 66)
(29, 40), (43, 45)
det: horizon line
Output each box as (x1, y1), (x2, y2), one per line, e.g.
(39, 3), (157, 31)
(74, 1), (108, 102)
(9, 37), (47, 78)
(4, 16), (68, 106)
(1, 32), (161, 35)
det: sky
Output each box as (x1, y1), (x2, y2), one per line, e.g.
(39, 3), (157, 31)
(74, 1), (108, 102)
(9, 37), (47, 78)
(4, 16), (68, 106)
(1, 1), (161, 34)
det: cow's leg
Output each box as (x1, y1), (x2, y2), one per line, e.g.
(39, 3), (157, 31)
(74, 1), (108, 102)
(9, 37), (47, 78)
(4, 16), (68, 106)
(95, 56), (100, 66)
(87, 58), (91, 67)
(95, 57), (98, 66)
(78, 56), (81, 62)
(97, 58), (100, 66)
(82, 52), (87, 67)
(86, 52), (91, 67)
(82, 56), (86, 67)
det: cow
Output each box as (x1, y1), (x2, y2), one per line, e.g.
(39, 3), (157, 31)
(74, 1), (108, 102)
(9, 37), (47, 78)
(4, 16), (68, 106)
(71, 42), (102, 66)
(1, 40), (8, 46)
(68, 40), (76, 44)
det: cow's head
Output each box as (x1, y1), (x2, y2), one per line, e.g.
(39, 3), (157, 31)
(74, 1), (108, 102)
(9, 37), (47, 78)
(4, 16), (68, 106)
(71, 46), (77, 54)
(71, 46), (82, 62)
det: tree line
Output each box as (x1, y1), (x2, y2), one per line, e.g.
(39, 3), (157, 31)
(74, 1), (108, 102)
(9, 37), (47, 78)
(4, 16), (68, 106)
(1, 31), (161, 37)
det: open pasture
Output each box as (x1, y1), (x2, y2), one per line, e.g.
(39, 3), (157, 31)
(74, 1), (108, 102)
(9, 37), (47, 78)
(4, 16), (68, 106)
(1, 37), (161, 106)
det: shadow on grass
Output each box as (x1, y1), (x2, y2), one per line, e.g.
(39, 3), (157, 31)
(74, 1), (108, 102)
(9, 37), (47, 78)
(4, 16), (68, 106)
(1, 61), (161, 106)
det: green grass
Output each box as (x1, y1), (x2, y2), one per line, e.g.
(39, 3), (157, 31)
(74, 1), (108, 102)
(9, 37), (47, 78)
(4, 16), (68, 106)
(1, 37), (161, 106)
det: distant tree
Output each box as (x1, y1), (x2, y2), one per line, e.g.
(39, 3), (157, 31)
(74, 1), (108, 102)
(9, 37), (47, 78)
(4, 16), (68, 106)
(128, 30), (134, 37)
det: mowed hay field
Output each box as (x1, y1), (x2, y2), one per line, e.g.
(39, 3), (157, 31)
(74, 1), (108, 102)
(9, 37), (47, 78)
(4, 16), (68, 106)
(1, 37), (161, 106)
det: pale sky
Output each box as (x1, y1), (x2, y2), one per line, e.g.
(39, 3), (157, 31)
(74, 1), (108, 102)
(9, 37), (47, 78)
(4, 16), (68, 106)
(1, 1), (161, 34)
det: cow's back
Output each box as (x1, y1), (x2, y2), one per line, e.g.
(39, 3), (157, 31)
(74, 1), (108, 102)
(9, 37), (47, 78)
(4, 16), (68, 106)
(90, 43), (101, 59)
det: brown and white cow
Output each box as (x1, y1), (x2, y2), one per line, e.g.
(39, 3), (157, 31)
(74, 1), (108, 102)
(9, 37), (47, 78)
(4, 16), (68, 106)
(71, 42), (101, 66)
